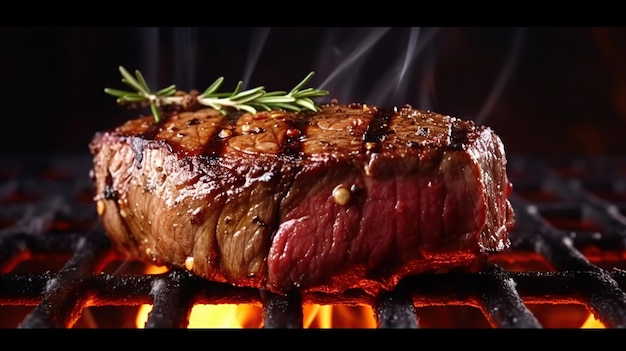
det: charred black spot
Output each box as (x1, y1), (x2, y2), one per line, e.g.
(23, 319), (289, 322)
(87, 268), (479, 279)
(280, 118), (306, 159)
(350, 184), (363, 196)
(406, 140), (422, 148)
(103, 173), (118, 200)
(103, 184), (119, 201)
(252, 215), (266, 227)
(363, 108), (394, 143)
(449, 121), (470, 150)
(187, 118), (200, 125)
(190, 210), (204, 225)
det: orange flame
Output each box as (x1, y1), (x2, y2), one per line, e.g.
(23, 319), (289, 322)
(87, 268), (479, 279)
(135, 265), (377, 328)
(581, 313), (606, 328)
(303, 304), (377, 328)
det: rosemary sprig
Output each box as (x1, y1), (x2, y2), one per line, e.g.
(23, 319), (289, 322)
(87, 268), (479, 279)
(104, 66), (329, 123)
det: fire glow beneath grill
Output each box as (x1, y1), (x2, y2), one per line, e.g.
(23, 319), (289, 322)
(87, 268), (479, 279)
(135, 265), (378, 328)
(133, 268), (604, 329)
(582, 314), (605, 328)
(135, 265), (267, 328)
(137, 301), (378, 328)
(136, 302), (604, 329)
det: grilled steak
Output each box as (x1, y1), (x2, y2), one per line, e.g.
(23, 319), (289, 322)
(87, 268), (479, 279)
(89, 102), (515, 295)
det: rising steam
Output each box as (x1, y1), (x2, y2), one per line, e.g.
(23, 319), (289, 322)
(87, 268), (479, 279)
(474, 27), (527, 124)
(135, 27), (525, 123)
(173, 27), (197, 91)
(242, 27), (271, 89)
(365, 27), (442, 107)
(313, 28), (392, 104)
(137, 27), (197, 91)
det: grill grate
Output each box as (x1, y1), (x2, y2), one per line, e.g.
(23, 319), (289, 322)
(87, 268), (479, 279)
(1, 153), (626, 328)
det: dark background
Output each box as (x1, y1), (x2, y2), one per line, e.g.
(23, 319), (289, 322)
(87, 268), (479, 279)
(1, 27), (626, 157)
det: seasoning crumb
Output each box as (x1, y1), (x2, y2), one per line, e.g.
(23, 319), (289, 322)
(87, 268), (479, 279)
(286, 128), (301, 138)
(417, 126), (430, 137)
(332, 185), (351, 206)
(270, 112), (285, 119)
(96, 200), (106, 216)
(219, 129), (232, 138)
(184, 256), (194, 271)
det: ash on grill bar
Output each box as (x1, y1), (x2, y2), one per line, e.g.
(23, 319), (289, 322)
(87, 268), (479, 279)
(1, 154), (626, 328)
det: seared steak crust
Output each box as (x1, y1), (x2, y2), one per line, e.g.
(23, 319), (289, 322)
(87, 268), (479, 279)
(90, 103), (514, 295)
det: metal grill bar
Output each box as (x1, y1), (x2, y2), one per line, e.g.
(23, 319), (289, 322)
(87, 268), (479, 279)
(477, 264), (541, 328)
(511, 196), (600, 272)
(5, 259), (626, 313)
(17, 225), (113, 328)
(548, 177), (626, 250)
(507, 156), (626, 328)
(262, 291), (303, 328)
(145, 269), (196, 328)
(510, 201), (626, 327)
(374, 290), (418, 328)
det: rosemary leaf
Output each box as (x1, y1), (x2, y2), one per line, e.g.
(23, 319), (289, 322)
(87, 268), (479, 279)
(296, 98), (318, 111)
(134, 70), (151, 94)
(118, 66), (147, 95)
(106, 67), (329, 123)
(231, 86), (266, 100)
(253, 103), (272, 111)
(271, 102), (304, 111)
(120, 95), (150, 103)
(294, 87), (328, 97)
(232, 91), (267, 104)
(255, 95), (297, 104)
(104, 88), (134, 98)
(289, 71), (315, 94)
(230, 81), (244, 96)
(150, 103), (162, 123)
(200, 77), (225, 97)
(237, 105), (258, 114)
(261, 91), (287, 97)
(155, 85), (177, 97)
